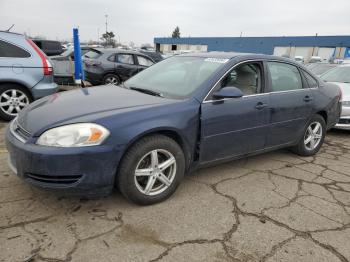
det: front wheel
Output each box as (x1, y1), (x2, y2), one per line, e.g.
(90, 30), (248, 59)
(117, 135), (185, 205)
(292, 115), (326, 156)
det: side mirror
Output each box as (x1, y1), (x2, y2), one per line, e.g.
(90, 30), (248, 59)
(213, 86), (244, 99)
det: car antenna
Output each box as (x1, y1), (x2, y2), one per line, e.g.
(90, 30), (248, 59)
(6, 24), (15, 32)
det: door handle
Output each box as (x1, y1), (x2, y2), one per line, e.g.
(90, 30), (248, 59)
(303, 96), (313, 102)
(255, 102), (267, 110)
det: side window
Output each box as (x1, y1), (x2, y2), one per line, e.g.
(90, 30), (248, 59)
(303, 71), (318, 88)
(0, 40), (30, 58)
(107, 54), (116, 62)
(221, 63), (262, 96)
(267, 62), (302, 92)
(137, 56), (154, 67)
(117, 54), (134, 65)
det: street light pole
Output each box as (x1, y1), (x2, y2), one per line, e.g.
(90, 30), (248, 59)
(105, 15), (108, 34)
(105, 14), (108, 46)
(97, 28), (100, 45)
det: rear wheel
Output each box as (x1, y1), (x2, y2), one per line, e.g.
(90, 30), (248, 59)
(0, 84), (32, 121)
(292, 114), (326, 156)
(117, 135), (185, 205)
(103, 74), (121, 85)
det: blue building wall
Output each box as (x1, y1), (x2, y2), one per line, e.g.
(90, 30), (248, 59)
(154, 36), (350, 54)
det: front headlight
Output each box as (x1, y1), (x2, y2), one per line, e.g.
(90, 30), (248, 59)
(36, 123), (110, 147)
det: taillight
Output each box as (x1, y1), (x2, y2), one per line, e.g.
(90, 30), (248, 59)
(26, 39), (53, 75)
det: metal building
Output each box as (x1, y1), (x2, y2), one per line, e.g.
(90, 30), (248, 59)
(154, 36), (350, 61)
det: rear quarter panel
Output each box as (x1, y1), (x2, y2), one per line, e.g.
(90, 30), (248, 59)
(0, 35), (44, 90)
(312, 82), (341, 128)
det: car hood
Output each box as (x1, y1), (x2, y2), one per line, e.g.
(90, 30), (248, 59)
(329, 82), (350, 101)
(17, 85), (174, 135)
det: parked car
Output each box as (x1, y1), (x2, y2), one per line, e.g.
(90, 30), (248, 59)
(307, 63), (338, 77)
(50, 46), (95, 61)
(309, 56), (322, 63)
(294, 56), (304, 63)
(6, 53), (341, 205)
(0, 31), (58, 121)
(51, 46), (97, 85)
(321, 64), (350, 130)
(32, 39), (63, 56)
(84, 49), (155, 85)
(139, 50), (163, 63)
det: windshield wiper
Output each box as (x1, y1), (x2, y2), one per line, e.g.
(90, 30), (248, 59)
(129, 87), (164, 97)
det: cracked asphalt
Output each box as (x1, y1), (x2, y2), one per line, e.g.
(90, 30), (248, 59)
(1, 120), (350, 262)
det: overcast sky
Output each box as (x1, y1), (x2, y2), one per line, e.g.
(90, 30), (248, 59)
(1, 0), (349, 45)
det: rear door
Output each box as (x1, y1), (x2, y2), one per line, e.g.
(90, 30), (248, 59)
(136, 55), (154, 72)
(265, 61), (313, 147)
(0, 38), (41, 88)
(115, 53), (139, 81)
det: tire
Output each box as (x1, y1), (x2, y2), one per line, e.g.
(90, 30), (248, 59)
(0, 84), (32, 121)
(117, 135), (185, 205)
(103, 74), (121, 85)
(292, 114), (326, 156)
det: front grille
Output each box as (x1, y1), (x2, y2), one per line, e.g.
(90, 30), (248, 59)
(10, 119), (31, 142)
(25, 173), (83, 185)
(339, 118), (350, 125)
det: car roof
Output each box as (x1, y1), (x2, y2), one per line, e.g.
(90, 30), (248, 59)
(178, 51), (296, 63)
(97, 48), (148, 56)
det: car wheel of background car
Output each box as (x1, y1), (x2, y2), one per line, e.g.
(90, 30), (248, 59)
(117, 135), (185, 205)
(103, 74), (121, 85)
(292, 114), (326, 156)
(0, 84), (32, 121)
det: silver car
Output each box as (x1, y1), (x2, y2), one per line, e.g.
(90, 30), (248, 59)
(0, 31), (58, 120)
(321, 64), (350, 130)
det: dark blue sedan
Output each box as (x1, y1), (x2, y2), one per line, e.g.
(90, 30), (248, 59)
(6, 52), (342, 205)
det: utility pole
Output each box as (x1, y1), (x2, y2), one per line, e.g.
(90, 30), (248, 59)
(105, 14), (108, 46)
(97, 28), (100, 45)
(105, 14), (108, 34)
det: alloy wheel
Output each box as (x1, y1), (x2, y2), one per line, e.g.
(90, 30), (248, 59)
(304, 121), (323, 151)
(134, 149), (177, 196)
(0, 89), (29, 116)
(105, 76), (119, 85)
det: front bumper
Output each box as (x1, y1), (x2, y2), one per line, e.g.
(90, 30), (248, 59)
(5, 126), (124, 197)
(334, 106), (350, 130)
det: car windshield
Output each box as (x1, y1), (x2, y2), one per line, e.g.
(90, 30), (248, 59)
(310, 64), (336, 75)
(124, 56), (226, 99)
(321, 67), (350, 83)
(60, 48), (73, 56)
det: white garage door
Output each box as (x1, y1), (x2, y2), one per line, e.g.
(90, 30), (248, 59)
(318, 48), (335, 61)
(294, 47), (312, 59)
(273, 47), (289, 57)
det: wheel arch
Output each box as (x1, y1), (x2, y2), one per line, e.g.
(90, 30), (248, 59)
(316, 110), (328, 124)
(117, 127), (193, 175)
(102, 72), (121, 83)
(0, 81), (34, 100)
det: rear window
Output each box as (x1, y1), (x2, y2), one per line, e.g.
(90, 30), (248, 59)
(83, 50), (101, 59)
(0, 40), (31, 58)
(43, 41), (61, 50)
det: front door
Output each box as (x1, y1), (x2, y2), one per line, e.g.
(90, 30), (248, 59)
(200, 61), (270, 163)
